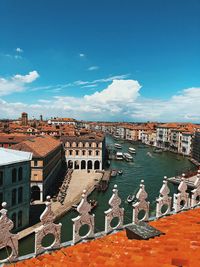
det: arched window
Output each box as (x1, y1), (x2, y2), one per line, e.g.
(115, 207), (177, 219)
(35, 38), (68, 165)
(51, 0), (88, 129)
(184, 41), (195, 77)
(89, 143), (92, 147)
(18, 187), (23, 203)
(12, 168), (17, 183)
(18, 211), (23, 227)
(87, 160), (93, 170)
(96, 150), (99, 156)
(12, 189), (17, 206)
(82, 150), (86, 156)
(88, 150), (92, 156)
(69, 150), (73, 156)
(11, 213), (16, 229)
(94, 160), (100, 170)
(96, 143), (99, 148)
(76, 150), (79, 156)
(31, 186), (41, 201)
(18, 167), (23, 181)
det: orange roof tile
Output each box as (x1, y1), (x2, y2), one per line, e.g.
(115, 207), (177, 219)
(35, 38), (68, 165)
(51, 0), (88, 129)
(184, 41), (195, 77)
(10, 208), (200, 267)
(12, 136), (61, 158)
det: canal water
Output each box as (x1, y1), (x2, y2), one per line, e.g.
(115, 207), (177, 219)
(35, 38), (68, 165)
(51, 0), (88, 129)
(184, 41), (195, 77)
(18, 135), (196, 256)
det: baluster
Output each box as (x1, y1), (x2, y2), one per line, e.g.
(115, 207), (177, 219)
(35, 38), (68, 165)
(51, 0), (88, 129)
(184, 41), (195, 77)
(156, 177), (172, 218)
(104, 184), (124, 233)
(191, 170), (200, 208)
(72, 190), (95, 244)
(0, 202), (19, 263)
(132, 180), (150, 224)
(173, 174), (190, 212)
(35, 196), (62, 255)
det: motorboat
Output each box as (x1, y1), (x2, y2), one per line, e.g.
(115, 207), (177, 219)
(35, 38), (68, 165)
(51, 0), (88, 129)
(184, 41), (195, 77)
(128, 147), (136, 154)
(127, 194), (135, 203)
(123, 153), (133, 162)
(153, 148), (163, 153)
(118, 170), (123, 175)
(115, 152), (123, 160)
(114, 143), (122, 149)
(111, 170), (118, 177)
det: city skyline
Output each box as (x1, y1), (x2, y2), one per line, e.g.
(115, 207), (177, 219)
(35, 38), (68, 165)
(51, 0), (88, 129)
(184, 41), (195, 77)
(0, 0), (200, 121)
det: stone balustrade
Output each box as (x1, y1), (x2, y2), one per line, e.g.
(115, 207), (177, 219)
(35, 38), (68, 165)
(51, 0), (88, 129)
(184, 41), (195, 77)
(1, 174), (200, 264)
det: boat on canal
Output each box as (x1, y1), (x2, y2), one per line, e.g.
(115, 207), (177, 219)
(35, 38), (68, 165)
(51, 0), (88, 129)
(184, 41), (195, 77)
(115, 152), (123, 160)
(115, 143), (122, 149)
(128, 147), (136, 154)
(127, 194), (135, 203)
(118, 170), (123, 175)
(123, 152), (133, 162)
(153, 148), (163, 153)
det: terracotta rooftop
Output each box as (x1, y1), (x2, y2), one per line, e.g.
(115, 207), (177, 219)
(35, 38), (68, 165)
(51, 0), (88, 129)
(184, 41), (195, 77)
(0, 134), (35, 144)
(12, 136), (62, 158)
(10, 208), (200, 267)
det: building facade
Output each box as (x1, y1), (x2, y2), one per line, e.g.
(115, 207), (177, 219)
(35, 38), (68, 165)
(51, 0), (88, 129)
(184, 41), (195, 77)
(0, 148), (32, 231)
(192, 131), (200, 163)
(12, 136), (64, 201)
(61, 133), (106, 171)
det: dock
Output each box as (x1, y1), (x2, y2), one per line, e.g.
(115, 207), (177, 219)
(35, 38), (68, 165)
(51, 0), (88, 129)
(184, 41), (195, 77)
(95, 170), (111, 191)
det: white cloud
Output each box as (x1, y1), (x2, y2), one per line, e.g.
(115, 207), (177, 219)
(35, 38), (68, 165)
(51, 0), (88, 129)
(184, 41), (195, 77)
(16, 47), (23, 53)
(13, 71), (39, 83)
(88, 66), (99, 71)
(1, 75), (200, 122)
(79, 53), (85, 57)
(0, 71), (39, 96)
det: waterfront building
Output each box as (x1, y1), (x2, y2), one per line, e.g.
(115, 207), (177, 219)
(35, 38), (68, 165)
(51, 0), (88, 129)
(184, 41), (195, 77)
(12, 136), (64, 201)
(180, 131), (193, 155)
(0, 148), (32, 231)
(61, 132), (106, 170)
(141, 131), (157, 146)
(192, 131), (200, 163)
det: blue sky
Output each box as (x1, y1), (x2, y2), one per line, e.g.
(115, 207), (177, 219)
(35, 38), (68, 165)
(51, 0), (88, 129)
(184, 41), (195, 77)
(0, 0), (200, 121)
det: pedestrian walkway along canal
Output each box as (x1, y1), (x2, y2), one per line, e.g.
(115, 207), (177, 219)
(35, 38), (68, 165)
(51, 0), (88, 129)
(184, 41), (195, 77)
(18, 135), (196, 256)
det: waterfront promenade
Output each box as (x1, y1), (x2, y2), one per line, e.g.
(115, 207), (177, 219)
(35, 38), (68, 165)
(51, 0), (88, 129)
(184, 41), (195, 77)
(18, 170), (103, 239)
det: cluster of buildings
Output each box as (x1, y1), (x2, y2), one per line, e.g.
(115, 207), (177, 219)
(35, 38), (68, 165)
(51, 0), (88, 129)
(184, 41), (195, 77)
(1, 112), (200, 232)
(0, 113), (106, 231)
(83, 121), (200, 158)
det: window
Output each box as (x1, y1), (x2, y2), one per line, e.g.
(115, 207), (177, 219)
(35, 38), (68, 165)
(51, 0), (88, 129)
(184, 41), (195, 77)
(18, 167), (23, 181)
(96, 150), (99, 156)
(12, 213), (16, 229)
(69, 150), (73, 156)
(18, 187), (23, 203)
(89, 143), (92, 147)
(12, 168), (17, 183)
(34, 160), (38, 167)
(12, 189), (17, 206)
(82, 143), (85, 147)
(0, 171), (3, 186)
(96, 143), (99, 148)
(89, 150), (92, 156)
(76, 150), (79, 156)
(18, 211), (23, 227)
(82, 150), (86, 156)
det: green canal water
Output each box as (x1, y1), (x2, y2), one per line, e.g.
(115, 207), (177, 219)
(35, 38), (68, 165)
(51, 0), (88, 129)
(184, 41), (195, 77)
(18, 135), (196, 256)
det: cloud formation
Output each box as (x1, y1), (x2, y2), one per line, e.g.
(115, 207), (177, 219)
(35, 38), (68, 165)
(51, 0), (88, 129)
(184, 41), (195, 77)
(88, 66), (99, 71)
(16, 47), (23, 53)
(0, 71), (39, 96)
(0, 74), (200, 122)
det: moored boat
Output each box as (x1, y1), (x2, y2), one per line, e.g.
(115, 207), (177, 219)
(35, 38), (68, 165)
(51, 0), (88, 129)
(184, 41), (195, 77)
(118, 170), (123, 175)
(127, 194), (135, 203)
(115, 143), (122, 149)
(153, 148), (163, 153)
(115, 152), (123, 160)
(128, 147), (136, 154)
(123, 153), (133, 162)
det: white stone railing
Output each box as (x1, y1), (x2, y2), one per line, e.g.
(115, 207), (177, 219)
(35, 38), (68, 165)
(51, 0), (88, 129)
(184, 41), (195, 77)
(1, 170), (200, 264)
